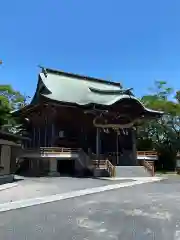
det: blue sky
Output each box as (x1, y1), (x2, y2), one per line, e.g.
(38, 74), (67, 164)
(0, 0), (180, 98)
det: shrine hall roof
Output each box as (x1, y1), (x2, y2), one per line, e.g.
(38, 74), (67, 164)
(30, 67), (163, 115)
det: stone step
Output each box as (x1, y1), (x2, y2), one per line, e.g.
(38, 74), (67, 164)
(115, 166), (151, 177)
(93, 168), (110, 177)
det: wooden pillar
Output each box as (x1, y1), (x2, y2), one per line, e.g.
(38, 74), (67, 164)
(51, 123), (55, 147)
(50, 106), (57, 147)
(23, 140), (26, 149)
(33, 127), (36, 148)
(96, 128), (101, 163)
(38, 128), (41, 147)
(132, 128), (137, 164)
(116, 131), (119, 165)
(44, 117), (47, 147)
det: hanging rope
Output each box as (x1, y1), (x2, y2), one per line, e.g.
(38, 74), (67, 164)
(93, 116), (136, 129)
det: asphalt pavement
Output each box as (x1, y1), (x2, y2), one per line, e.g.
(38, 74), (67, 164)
(0, 177), (180, 239)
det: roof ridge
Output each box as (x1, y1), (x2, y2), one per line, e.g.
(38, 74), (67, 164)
(39, 66), (122, 87)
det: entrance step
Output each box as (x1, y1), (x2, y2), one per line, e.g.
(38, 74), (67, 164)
(115, 166), (151, 178)
(93, 168), (110, 177)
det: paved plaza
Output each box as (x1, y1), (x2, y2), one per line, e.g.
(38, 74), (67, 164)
(0, 176), (180, 239)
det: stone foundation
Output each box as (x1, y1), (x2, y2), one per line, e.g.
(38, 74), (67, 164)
(0, 174), (14, 185)
(48, 158), (60, 177)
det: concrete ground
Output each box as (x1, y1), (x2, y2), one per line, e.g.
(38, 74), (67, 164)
(0, 175), (135, 204)
(0, 176), (179, 239)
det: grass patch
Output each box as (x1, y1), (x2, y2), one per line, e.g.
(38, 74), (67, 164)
(156, 170), (178, 175)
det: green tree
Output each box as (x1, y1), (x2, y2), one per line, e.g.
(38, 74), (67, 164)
(137, 80), (180, 170)
(0, 84), (30, 132)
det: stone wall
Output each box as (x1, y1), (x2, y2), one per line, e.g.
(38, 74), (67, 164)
(0, 145), (11, 176)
